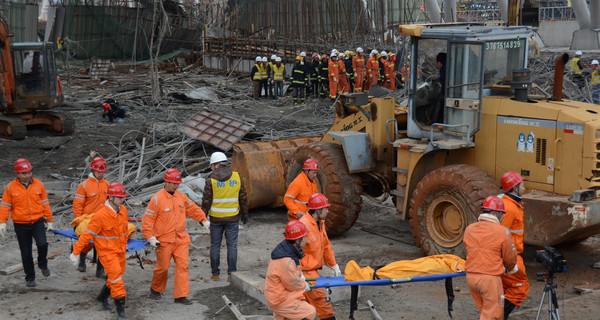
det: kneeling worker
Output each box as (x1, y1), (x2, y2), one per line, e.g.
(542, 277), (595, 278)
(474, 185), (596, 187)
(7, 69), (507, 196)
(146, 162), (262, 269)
(70, 183), (130, 320)
(265, 221), (316, 320)
(464, 196), (518, 320)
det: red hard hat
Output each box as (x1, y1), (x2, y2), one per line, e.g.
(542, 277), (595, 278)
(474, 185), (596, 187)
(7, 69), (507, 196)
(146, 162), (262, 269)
(107, 182), (127, 198)
(481, 196), (505, 213)
(500, 171), (524, 191)
(303, 159), (319, 171)
(102, 103), (111, 111)
(14, 158), (33, 173)
(90, 157), (107, 172)
(284, 221), (309, 240)
(308, 193), (330, 210)
(164, 168), (182, 184)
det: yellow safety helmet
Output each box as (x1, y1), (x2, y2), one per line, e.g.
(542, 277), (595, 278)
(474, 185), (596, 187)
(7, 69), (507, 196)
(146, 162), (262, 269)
(296, 55), (303, 61)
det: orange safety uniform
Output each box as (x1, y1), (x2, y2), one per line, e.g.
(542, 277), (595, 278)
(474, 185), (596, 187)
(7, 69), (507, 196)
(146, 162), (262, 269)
(142, 188), (208, 299)
(0, 178), (52, 224)
(388, 55), (397, 91)
(328, 59), (340, 99)
(72, 203), (129, 298)
(72, 174), (109, 254)
(382, 59), (391, 89)
(265, 241), (317, 320)
(501, 194), (529, 307)
(299, 213), (337, 319)
(352, 55), (367, 92)
(338, 61), (350, 93)
(464, 214), (518, 320)
(284, 171), (318, 221)
(365, 56), (380, 91)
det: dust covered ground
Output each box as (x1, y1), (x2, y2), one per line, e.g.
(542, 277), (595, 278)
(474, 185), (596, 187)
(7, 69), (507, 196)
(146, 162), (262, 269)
(1, 59), (600, 320)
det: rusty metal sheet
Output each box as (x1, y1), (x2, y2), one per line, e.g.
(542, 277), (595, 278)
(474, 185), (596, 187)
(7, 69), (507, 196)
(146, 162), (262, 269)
(181, 109), (254, 151)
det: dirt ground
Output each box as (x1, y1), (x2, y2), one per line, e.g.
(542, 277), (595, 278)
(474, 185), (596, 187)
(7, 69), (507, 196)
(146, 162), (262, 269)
(1, 63), (600, 320)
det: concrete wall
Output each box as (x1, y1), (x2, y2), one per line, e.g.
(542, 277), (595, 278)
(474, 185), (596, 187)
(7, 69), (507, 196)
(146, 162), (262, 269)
(538, 20), (579, 47)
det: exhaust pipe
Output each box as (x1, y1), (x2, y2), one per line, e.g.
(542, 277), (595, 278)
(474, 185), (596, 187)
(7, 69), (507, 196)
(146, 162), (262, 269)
(512, 69), (531, 102)
(552, 53), (570, 101)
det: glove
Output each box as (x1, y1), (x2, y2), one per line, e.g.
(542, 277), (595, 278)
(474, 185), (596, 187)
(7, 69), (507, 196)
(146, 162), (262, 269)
(305, 282), (312, 292)
(241, 214), (248, 225)
(0, 223), (6, 237)
(202, 220), (210, 230)
(296, 211), (305, 219)
(46, 222), (53, 232)
(148, 236), (160, 248)
(354, 73), (358, 77)
(69, 253), (79, 266)
(334, 78), (338, 82)
(331, 264), (342, 277)
(369, 74), (373, 78)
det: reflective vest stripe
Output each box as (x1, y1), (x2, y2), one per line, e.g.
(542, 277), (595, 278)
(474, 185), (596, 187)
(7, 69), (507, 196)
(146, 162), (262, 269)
(209, 171), (241, 218)
(273, 64), (284, 81)
(294, 199), (308, 205)
(570, 58), (582, 75)
(253, 64), (263, 80)
(592, 70), (600, 85)
(509, 229), (524, 233)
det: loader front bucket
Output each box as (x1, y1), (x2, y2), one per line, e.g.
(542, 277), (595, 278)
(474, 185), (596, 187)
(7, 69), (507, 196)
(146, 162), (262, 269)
(232, 137), (321, 209)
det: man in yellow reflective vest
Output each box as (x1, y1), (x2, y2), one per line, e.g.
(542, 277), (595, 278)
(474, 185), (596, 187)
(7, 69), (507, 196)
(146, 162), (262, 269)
(272, 57), (285, 99)
(570, 51), (584, 88)
(592, 60), (600, 104)
(202, 152), (248, 282)
(250, 56), (263, 99)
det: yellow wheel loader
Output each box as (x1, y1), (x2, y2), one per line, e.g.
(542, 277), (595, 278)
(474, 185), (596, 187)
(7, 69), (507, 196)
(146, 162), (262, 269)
(233, 23), (600, 256)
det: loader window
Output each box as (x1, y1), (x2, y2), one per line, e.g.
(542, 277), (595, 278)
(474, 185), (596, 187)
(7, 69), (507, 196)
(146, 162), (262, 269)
(483, 39), (526, 87)
(447, 43), (482, 100)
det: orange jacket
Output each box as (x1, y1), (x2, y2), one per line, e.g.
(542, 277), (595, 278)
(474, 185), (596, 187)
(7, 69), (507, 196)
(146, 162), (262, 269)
(284, 171), (318, 218)
(299, 213), (336, 271)
(339, 61), (347, 78)
(367, 56), (380, 78)
(464, 214), (517, 276)
(328, 60), (340, 82)
(382, 59), (391, 80)
(352, 55), (366, 75)
(142, 188), (207, 244)
(501, 194), (525, 254)
(265, 257), (306, 309)
(0, 178), (52, 224)
(73, 174), (109, 218)
(72, 203), (129, 256)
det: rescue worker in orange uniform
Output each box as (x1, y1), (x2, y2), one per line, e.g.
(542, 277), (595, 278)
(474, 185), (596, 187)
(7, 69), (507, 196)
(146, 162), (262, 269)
(265, 221), (317, 320)
(300, 193), (342, 320)
(328, 52), (340, 100)
(388, 53), (397, 91)
(464, 196), (518, 320)
(70, 182), (130, 319)
(338, 52), (350, 94)
(72, 156), (109, 275)
(499, 171), (529, 319)
(142, 168), (209, 304)
(284, 159), (319, 221)
(365, 49), (380, 91)
(380, 51), (391, 88)
(0, 158), (53, 288)
(352, 47), (367, 93)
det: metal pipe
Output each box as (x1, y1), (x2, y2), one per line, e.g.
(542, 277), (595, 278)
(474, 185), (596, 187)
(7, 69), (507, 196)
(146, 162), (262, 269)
(552, 53), (569, 102)
(571, 0), (591, 29)
(591, 0), (600, 29)
(423, 0), (442, 23)
(497, 0), (509, 24)
(444, 0), (456, 23)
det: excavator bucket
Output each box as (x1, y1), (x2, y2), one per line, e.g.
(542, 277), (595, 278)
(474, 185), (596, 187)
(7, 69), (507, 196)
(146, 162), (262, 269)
(231, 136), (321, 209)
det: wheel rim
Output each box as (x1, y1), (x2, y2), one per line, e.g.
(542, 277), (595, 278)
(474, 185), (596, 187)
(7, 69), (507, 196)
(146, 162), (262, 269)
(425, 195), (467, 248)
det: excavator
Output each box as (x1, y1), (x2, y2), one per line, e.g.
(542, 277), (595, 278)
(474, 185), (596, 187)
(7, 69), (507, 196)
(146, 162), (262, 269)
(0, 17), (74, 139)
(232, 22), (600, 257)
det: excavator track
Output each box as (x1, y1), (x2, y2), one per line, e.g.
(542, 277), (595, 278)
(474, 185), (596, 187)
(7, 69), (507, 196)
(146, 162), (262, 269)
(38, 111), (76, 135)
(0, 115), (26, 140)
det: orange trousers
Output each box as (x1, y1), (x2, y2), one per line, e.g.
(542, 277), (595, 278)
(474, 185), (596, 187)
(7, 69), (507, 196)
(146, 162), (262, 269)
(364, 72), (379, 91)
(329, 79), (338, 99)
(272, 299), (316, 320)
(354, 71), (366, 92)
(339, 76), (350, 93)
(100, 252), (126, 298)
(502, 255), (529, 306)
(467, 273), (504, 320)
(303, 269), (335, 319)
(390, 76), (396, 91)
(152, 241), (190, 299)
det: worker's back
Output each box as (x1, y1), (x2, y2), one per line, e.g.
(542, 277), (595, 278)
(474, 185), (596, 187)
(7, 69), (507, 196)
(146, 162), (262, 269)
(464, 215), (517, 276)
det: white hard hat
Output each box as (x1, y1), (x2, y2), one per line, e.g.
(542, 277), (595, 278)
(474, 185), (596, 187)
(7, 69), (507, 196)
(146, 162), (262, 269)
(381, 51), (387, 57)
(271, 54), (277, 60)
(576, 50), (583, 56)
(357, 47), (364, 53)
(275, 56), (282, 62)
(331, 52), (338, 58)
(256, 56), (261, 62)
(370, 49), (378, 56)
(593, 60), (599, 65)
(262, 56), (268, 62)
(210, 152), (228, 165)
(338, 52), (345, 58)
(300, 51), (307, 57)
(331, 49), (339, 55)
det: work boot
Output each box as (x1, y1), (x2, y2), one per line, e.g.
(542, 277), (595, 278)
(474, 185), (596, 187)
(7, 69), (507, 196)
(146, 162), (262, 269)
(26, 280), (36, 287)
(114, 297), (128, 320)
(96, 261), (106, 279)
(227, 274), (231, 282)
(96, 285), (113, 311)
(174, 297), (193, 305)
(78, 252), (88, 272)
(41, 267), (50, 277)
(211, 275), (219, 281)
(149, 289), (162, 300)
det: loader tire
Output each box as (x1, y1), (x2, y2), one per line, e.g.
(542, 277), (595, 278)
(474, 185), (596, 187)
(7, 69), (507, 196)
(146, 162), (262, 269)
(286, 142), (362, 237)
(409, 164), (500, 257)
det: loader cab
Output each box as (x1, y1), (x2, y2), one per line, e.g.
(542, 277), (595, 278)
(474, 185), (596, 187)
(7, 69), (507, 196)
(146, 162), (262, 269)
(400, 23), (532, 152)
(11, 42), (62, 112)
